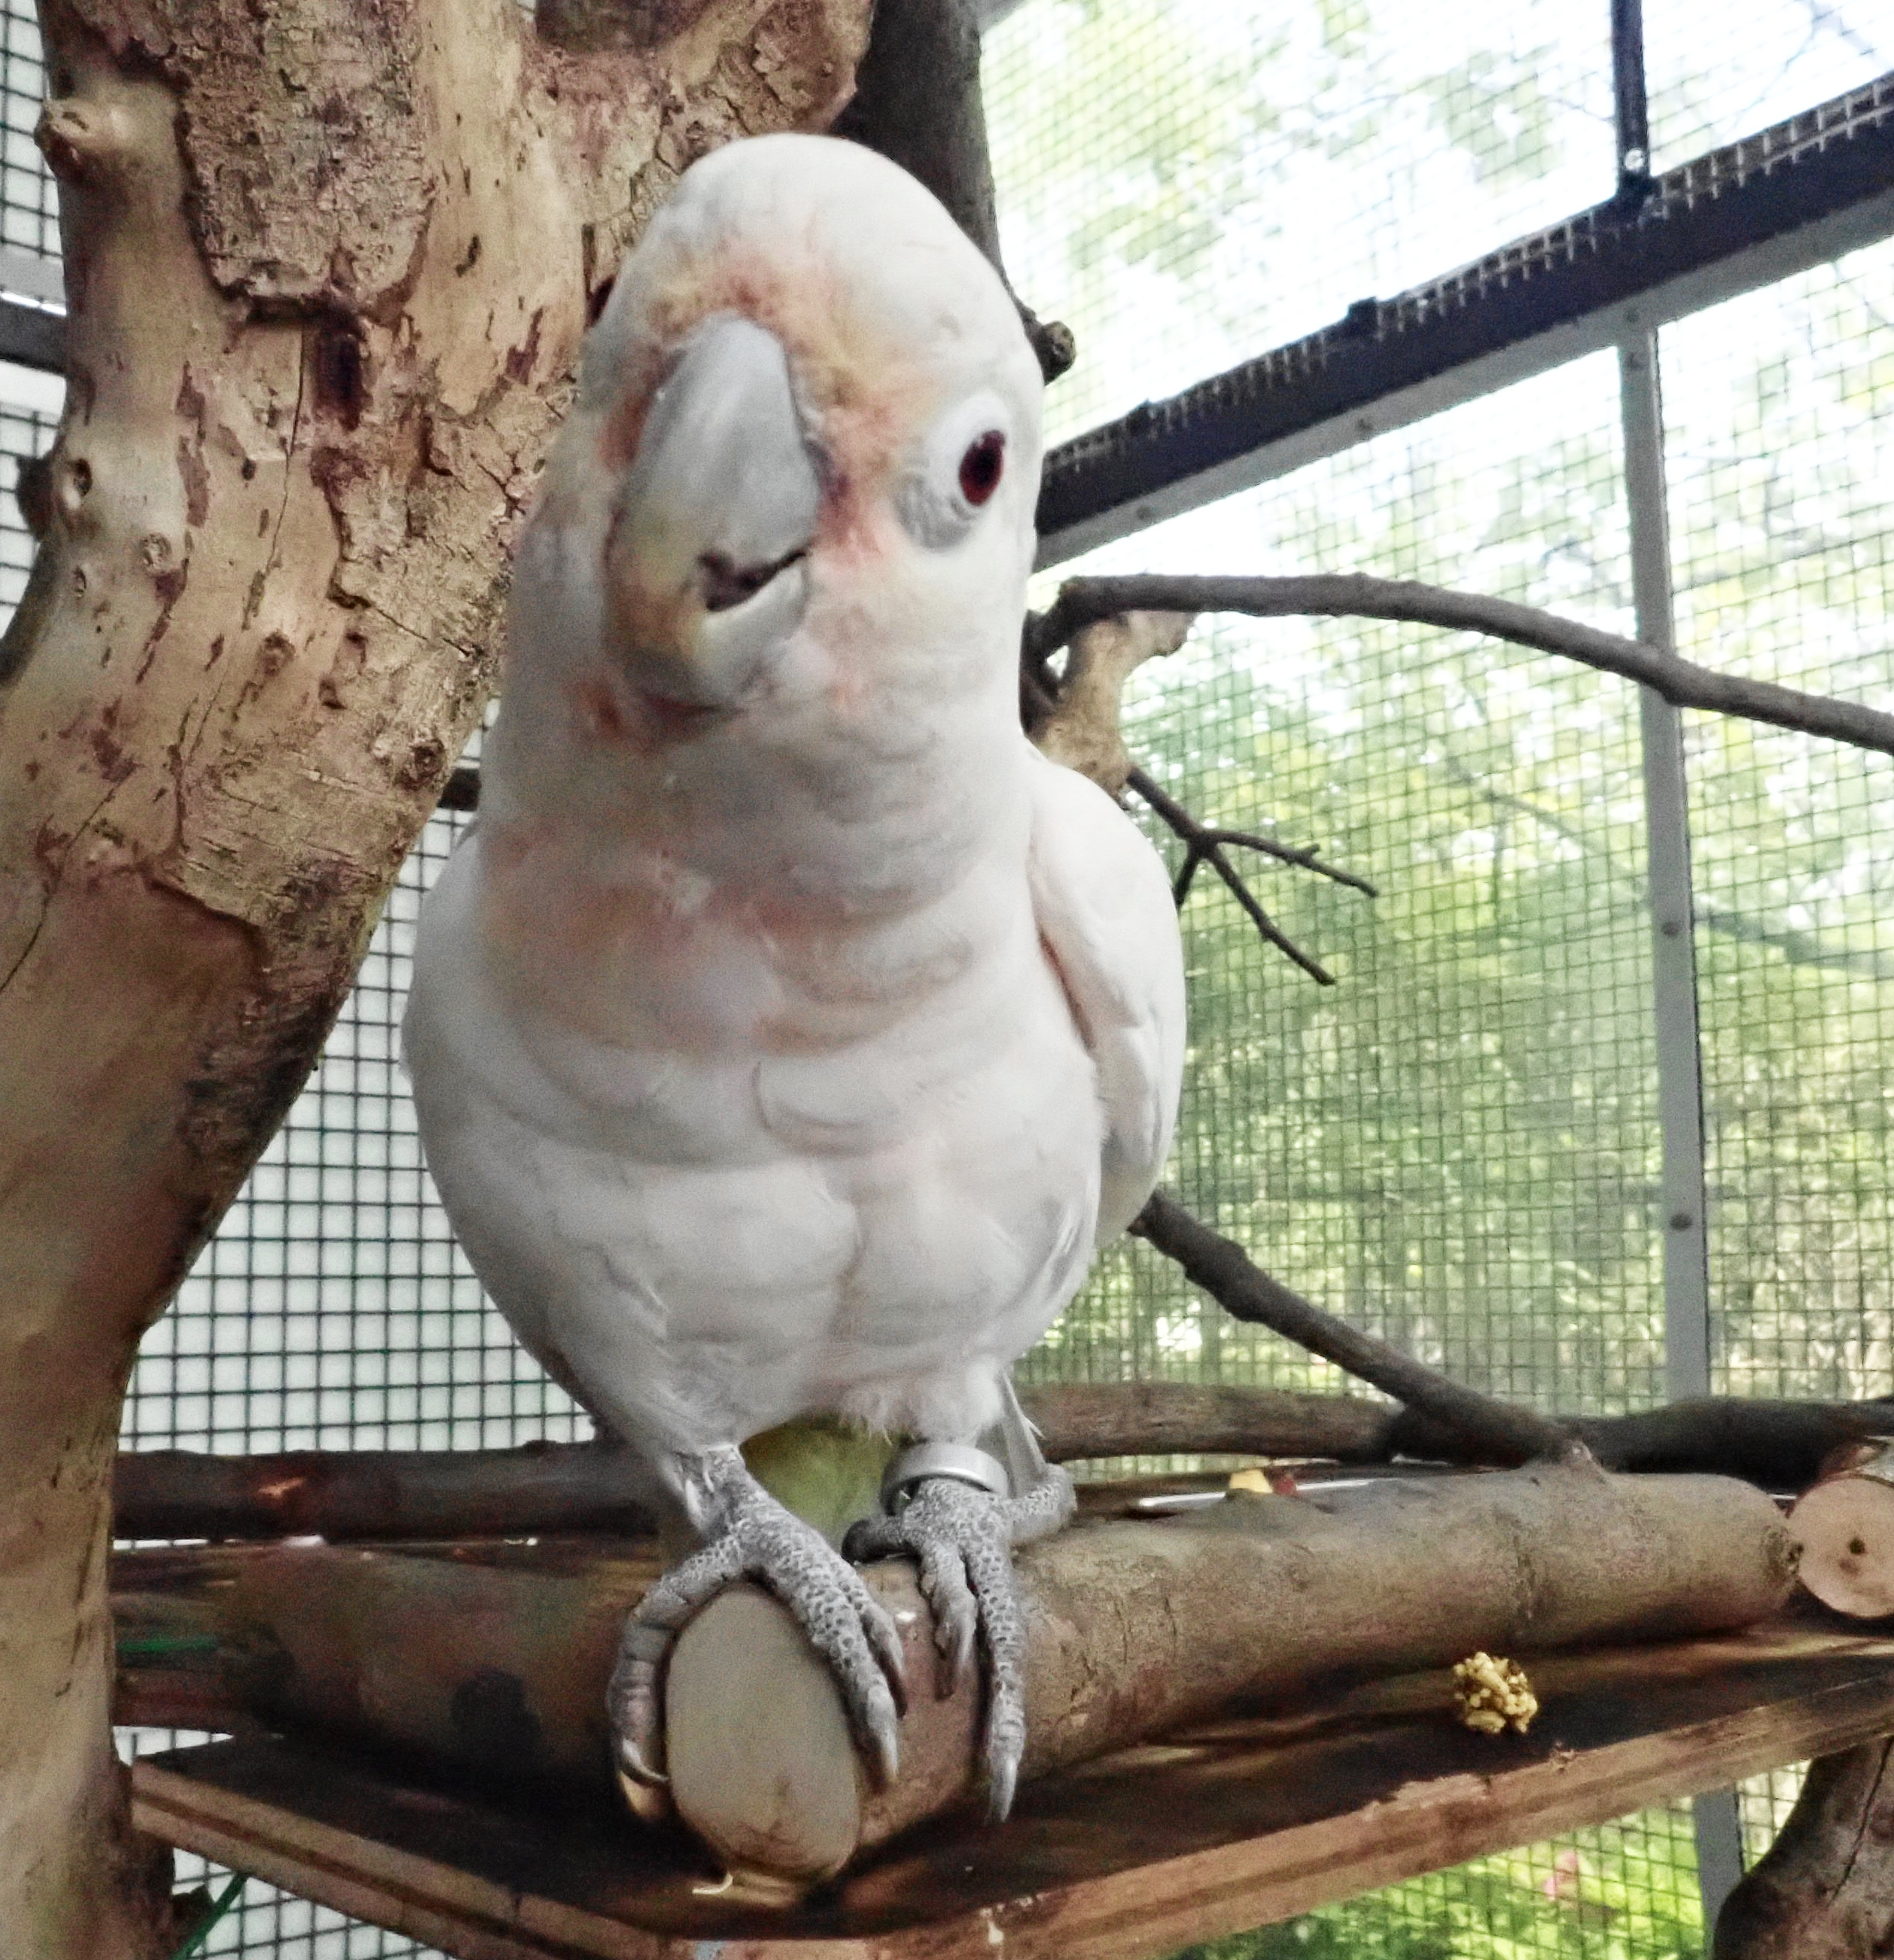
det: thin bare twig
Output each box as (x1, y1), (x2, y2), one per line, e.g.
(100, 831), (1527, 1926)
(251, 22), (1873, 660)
(1028, 574), (1894, 761)
(1128, 766), (1375, 896)
(1130, 1189), (1582, 1468)
(1125, 767), (1341, 985)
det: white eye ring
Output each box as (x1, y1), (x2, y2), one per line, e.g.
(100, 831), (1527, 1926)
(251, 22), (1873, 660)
(896, 389), (1013, 549)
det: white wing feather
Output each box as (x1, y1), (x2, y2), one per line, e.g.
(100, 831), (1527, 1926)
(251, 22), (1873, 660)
(1025, 747), (1186, 1242)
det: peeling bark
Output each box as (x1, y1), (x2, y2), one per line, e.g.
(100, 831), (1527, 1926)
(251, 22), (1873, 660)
(0, 2), (869, 1949)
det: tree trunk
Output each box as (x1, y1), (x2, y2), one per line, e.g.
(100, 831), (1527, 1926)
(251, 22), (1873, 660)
(0, 2), (869, 1949)
(1713, 1741), (1894, 1960)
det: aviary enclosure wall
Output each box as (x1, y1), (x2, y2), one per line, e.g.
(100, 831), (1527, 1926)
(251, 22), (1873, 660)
(0, 0), (1886, 1950)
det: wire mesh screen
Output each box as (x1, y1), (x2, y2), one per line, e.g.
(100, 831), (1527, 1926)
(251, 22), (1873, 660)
(1023, 352), (1664, 1417)
(1665, 236), (1894, 1405)
(1174, 1808), (1710, 1960)
(1664, 233), (1894, 1870)
(982, 0), (1615, 448)
(0, 0), (53, 257)
(123, 803), (588, 1460)
(1646, 1), (1889, 171)
(1035, 356), (1713, 1958)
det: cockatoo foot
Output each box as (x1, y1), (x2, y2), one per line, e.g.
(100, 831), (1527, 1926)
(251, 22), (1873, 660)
(607, 1443), (907, 1792)
(843, 1462), (1073, 1822)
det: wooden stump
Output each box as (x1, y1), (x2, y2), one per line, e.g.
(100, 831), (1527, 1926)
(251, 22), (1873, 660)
(1789, 1441), (1894, 1617)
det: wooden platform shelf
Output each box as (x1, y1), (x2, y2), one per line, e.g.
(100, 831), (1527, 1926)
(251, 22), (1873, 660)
(132, 1617), (1894, 1960)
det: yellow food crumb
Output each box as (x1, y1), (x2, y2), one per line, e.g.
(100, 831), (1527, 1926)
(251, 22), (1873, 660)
(1452, 1652), (1538, 1736)
(1227, 1467), (1273, 1496)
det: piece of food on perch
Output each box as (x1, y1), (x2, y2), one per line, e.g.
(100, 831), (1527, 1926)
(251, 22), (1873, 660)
(1787, 1438), (1894, 1617)
(400, 132), (1187, 1827)
(1452, 1652), (1538, 1735)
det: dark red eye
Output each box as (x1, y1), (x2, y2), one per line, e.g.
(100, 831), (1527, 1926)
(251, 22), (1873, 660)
(958, 431), (1006, 506)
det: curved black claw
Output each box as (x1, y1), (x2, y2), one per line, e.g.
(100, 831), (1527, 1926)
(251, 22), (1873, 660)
(845, 1465), (1073, 1821)
(607, 1444), (906, 1792)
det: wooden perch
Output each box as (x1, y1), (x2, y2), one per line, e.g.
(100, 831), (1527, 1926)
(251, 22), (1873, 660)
(1787, 1439), (1894, 1618)
(1713, 1739), (1894, 1960)
(112, 1468), (1795, 1891)
(114, 1435), (657, 1543)
(111, 1387), (1385, 1544)
(113, 1388), (1894, 1545)
(1027, 574), (1894, 761)
(121, 1622), (1894, 1960)
(675, 1467), (1792, 1885)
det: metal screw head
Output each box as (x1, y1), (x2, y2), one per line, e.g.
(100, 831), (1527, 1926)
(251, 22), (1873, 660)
(1670, 1210), (1695, 1231)
(1622, 146), (1648, 173)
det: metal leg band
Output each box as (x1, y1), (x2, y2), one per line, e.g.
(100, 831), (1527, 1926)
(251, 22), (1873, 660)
(879, 1440), (1012, 1513)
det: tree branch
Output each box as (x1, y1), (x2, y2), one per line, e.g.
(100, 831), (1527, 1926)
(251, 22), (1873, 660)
(1028, 574), (1894, 760)
(1131, 1191), (1581, 1467)
(2, 0), (872, 1942)
(1713, 1739), (1894, 1960)
(111, 1387), (1894, 1545)
(1032, 610), (1192, 792)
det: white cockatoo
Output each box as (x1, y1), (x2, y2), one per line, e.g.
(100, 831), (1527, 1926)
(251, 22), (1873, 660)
(403, 134), (1186, 1819)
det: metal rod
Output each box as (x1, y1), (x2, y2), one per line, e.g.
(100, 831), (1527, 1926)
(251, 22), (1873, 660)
(1610, 0), (1652, 190)
(1618, 324), (1746, 1918)
(0, 292), (62, 373)
(1619, 333), (1712, 1402)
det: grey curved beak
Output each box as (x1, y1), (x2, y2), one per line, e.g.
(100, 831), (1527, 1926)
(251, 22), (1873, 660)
(603, 314), (821, 708)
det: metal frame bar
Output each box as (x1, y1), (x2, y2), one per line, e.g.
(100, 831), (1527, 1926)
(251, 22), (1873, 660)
(1036, 71), (1894, 568)
(1609, 0), (1653, 191)
(1619, 324), (1747, 1927)
(0, 243), (62, 309)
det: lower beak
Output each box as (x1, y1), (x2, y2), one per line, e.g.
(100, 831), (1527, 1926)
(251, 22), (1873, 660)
(604, 315), (821, 708)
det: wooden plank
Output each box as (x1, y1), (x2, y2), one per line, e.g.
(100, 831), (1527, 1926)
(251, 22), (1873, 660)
(132, 1620), (1894, 1960)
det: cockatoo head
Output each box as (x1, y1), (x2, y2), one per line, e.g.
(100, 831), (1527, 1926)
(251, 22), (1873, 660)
(514, 135), (1044, 750)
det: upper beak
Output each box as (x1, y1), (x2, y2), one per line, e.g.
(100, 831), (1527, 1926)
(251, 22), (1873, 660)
(603, 315), (821, 708)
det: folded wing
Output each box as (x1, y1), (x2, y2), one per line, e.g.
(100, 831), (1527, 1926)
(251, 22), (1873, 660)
(1025, 746), (1187, 1242)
